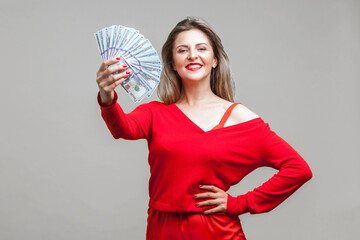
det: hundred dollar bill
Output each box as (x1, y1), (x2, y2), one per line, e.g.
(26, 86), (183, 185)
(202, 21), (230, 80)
(95, 25), (161, 102)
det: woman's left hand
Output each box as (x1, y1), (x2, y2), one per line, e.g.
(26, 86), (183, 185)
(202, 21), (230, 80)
(193, 185), (228, 215)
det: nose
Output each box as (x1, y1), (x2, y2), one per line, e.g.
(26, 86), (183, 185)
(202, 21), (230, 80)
(187, 48), (198, 60)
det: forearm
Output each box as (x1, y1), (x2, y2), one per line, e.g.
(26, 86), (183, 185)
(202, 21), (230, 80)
(226, 123), (312, 216)
(226, 160), (312, 216)
(97, 91), (150, 140)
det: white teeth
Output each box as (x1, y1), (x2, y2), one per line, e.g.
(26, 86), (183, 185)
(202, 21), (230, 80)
(187, 65), (201, 69)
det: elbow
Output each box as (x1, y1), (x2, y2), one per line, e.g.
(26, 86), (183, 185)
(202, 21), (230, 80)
(112, 134), (121, 140)
(298, 162), (313, 183)
(288, 158), (313, 184)
(110, 130), (122, 140)
(110, 130), (140, 140)
(283, 157), (313, 183)
(304, 166), (313, 181)
(109, 128), (130, 140)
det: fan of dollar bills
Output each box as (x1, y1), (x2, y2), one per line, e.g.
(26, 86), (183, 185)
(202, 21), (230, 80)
(94, 25), (161, 103)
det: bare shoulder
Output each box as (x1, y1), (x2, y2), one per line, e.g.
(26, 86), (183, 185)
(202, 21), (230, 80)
(226, 102), (261, 124)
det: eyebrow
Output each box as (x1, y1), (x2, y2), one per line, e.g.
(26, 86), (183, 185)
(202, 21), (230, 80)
(175, 43), (209, 49)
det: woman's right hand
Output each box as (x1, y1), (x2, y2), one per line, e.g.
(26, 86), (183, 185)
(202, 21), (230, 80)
(96, 57), (131, 106)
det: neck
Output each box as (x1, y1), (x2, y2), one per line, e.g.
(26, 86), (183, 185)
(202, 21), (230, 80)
(177, 77), (217, 107)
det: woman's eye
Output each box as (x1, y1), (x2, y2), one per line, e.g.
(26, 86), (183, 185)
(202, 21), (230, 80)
(199, 48), (207, 51)
(178, 49), (187, 53)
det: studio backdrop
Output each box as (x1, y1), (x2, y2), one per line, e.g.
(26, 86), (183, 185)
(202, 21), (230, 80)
(0, 0), (359, 239)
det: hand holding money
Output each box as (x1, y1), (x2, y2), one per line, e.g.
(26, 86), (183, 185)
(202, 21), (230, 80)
(94, 25), (161, 103)
(96, 57), (131, 106)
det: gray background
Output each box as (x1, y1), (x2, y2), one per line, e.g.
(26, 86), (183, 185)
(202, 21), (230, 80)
(0, 0), (359, 239)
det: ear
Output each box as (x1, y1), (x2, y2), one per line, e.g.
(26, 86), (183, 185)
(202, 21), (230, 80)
(212, 58), (218, 68)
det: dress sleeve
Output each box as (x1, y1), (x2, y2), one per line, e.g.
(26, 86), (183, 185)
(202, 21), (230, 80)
(226, 122), (312, 216)
(97, 91), (152, 140)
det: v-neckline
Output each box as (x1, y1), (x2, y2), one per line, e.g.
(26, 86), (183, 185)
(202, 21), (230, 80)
(170, 103), (262, 133)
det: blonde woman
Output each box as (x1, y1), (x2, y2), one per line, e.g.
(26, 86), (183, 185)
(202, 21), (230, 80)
(96, 17), (312, 239)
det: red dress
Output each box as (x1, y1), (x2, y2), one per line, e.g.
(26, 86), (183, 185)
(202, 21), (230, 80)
(97, 91), (312, 239)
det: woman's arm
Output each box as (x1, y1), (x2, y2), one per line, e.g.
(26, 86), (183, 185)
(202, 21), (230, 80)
(226, 123), (312, 216)
(96, 58), (151, 140)
(98, 91), (152, 140)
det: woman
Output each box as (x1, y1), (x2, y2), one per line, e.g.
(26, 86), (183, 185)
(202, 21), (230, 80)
(96, 17), (312, 240)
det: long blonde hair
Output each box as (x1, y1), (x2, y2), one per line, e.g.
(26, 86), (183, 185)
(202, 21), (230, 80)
(157, 17), (235, 105)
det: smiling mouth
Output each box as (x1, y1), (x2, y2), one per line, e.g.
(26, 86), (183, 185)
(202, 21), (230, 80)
(185, 64), (203, 71)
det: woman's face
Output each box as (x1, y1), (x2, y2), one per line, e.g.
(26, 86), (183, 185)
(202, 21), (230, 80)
(172, 29), (217, 84)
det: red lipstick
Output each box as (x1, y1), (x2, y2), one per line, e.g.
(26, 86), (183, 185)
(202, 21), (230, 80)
(185, 63), (202, 71)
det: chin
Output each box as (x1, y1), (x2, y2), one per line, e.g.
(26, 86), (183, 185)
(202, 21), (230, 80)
(179, 73), (211, 83)
(182, 77), (209, 83)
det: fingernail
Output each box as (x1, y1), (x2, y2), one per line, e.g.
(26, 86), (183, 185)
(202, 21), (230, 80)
(199, 185), (203, 188)
(124, 76), (128, 79)
(126, 71), (130, 74)
(193, 194), (197, 199)
(195, 204), (199, 207)
(116, 57), (120, 60)
(122, 64), (127, 68)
